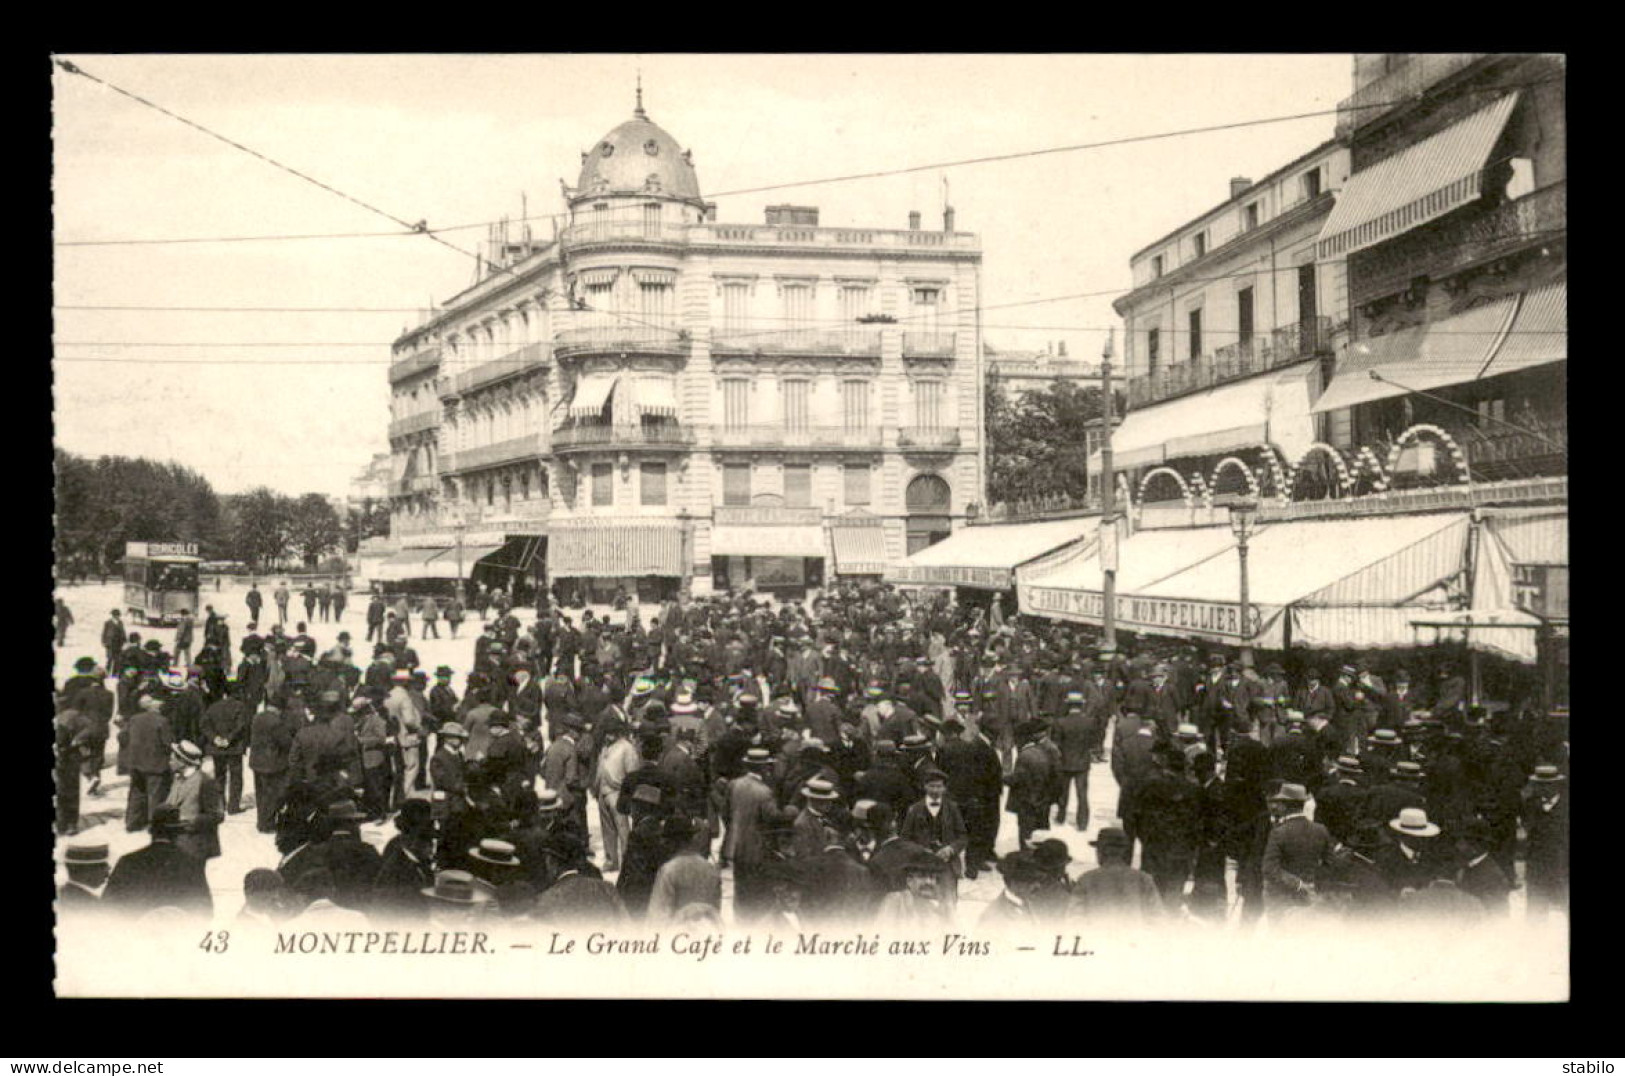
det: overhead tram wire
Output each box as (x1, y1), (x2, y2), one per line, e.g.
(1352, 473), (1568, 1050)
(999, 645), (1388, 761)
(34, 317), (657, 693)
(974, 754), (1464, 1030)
(53, 69), (1562, 250)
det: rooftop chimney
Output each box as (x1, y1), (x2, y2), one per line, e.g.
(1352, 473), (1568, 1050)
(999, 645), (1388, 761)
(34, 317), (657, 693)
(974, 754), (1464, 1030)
(943, 205), (956, 233)
(1230, 176), (1253, 199)
(1058, 340), (1068, 358)
(908, 210), (921, 231)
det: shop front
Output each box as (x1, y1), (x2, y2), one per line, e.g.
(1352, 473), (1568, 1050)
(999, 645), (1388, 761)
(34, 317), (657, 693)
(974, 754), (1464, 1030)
(709, 522), (828, 600)
(548, 521), (686, 607)
(887, 515), (1097, 610)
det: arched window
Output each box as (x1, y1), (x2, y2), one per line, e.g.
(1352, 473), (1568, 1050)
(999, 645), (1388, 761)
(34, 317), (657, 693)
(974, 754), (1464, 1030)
(905, 473), (953, 555)
(906, 473), (951, 512)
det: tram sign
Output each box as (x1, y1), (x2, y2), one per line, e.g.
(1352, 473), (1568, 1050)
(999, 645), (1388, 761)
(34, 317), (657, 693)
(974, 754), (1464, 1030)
(127, 541), (200, 559)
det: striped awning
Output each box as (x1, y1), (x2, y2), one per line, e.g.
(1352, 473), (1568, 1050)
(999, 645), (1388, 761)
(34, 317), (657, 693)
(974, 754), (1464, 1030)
(631, 376), (679, 417)
(549, 523), (685, 577)
(569, 374), (619, 418)
(1111, 361), (1321, 466)
(1480, 280), (1566, 380)
(577, 267), (620, 288)
(830, 525), (889, 575)
(1312, 296), (1517, 413)
(1318, 93), (1519, 259)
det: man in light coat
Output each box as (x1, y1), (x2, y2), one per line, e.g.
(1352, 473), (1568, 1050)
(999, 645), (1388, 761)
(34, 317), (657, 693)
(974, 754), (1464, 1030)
(593, 718), (640, 873)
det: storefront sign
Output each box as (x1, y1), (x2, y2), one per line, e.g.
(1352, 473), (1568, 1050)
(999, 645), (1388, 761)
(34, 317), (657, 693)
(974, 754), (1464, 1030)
(129, 541), (200, 558)
(890, 565), (1013, 589)
(1022, 585), (1265, 641)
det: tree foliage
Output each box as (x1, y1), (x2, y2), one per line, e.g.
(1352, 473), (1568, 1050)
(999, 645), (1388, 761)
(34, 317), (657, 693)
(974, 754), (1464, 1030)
(54, 451), (225, 577)
(985, 379), (1115, 505)
(287, 493), (344, 568)
(343, 497), (392, 554)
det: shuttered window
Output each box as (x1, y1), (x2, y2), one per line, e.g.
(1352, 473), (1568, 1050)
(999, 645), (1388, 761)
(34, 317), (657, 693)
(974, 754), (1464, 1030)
(723, 463), (752, 506)
(722, 283), (750, 337)
(783, 283), (813, 345)
(640, 462), (668, 506)
(843, 463), (872, 507)
(914, 380), (945, 429)
(784, 464), (812, 507)
(782, 379), (810, 432)
(722, 378), (750, 429)
(842, 380), (870, 431)
(639, 282), (673, 329)
(591, 462), (614, 507)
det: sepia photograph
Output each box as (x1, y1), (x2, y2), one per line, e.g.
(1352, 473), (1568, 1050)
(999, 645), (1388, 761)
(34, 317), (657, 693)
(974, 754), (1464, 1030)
(49, 52), (1568, 1001)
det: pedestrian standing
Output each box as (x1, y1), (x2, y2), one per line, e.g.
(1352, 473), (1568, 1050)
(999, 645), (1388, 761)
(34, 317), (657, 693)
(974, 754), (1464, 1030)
(274, 583), (290, 625)
(421, 597), (441, 639)
(173, 608), (196, 669)
(102, 609), (127, 680)
(302, 586), (318, 623)
(249, 691), (298, 833)
(163, 741), (223, 864)
(317, 583), (332, 623)
(246, 584), (264, 625)
(366, 593), (385, 643)
(55, 596), (74, 649)
(201, 683), (250, 814)
(446, 595), (464, 639)
(332, 586), (347, 624)
(125, 694), (174, 832)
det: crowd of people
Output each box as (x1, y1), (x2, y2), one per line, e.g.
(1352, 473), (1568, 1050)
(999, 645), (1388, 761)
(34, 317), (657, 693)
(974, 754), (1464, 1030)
(54, 580), (1569, 931)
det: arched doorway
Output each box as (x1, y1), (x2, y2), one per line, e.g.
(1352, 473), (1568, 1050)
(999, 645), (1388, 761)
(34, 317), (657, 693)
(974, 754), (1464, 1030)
(905, 473), (952, 555)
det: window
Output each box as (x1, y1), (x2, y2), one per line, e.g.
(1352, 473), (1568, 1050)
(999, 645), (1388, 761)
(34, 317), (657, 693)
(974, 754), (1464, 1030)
(841, 380), (870, 431)
(1302, 168), (1322, 200)
(723, 463), (752, 506)
(639, 281), (674, 328)
(503, 475), (512, 509)
(520, 471), (530, 499)
(1237, 287), (1254, 347)
(721, 283), (750, 336)
(722, 378), (750, 430)
(782, 283), (814, 344)
(784, 464), (812, 508)
(1192, 232), (1207, 258)
(782, 379), (810, 432)
(585, 281), (614, 313)
(591, 462), (613, 507)
(843, 463), (872, 507)
(912, 287), (941, 333)
(1476, 398), (1506, 428)
(914, 381), (946, 429)
(1244, 203), (1260, 231)
(643, 202), (661, 237)
(1188, 308), (1203, 359)
(640, 462), (668, 506)
(1146, 328), (1161, 373)
(1151, 254), (1164, 279)
(839, 285), (872, 326)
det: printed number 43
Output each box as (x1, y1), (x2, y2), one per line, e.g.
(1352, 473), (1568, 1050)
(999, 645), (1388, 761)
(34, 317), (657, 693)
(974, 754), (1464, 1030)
(198, 930), (230, 954)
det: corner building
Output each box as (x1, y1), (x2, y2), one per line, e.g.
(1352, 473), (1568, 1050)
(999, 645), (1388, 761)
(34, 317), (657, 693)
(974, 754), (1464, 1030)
(385, 98), (984, 603)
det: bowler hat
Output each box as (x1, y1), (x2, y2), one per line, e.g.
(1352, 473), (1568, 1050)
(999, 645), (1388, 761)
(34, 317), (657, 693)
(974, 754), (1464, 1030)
(1090, 826), (1131, 849)
(996, 850), (1044, 883)
(1390, 808), (1440, 838)
(942, 714), (965, 730)
(434, 665), (454, 678)
(64, 843), (110, 865)
(1269, 782), (1309, 804)
(899, 845), (944, 875)
(396, 798), (434, 835)
(73, 657), (98, 674)
(326, 800), (366, 824)
(1345, 820), (1386, 854)
(1033, 838), (1072, 870)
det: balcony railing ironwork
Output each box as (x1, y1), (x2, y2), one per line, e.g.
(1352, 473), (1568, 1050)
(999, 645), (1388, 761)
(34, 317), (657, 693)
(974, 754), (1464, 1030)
(388, 346), (442, 384)
(561, 219), (689, 246)
(388, 411), (442, 440)
(452, 497), (551, 526)
(553, 324), (685, 358)
(1335, 54), (1487, 136)
(440, 433), (544, 474)
(711, 328), (883, 356)
(551, 423), (696, 451)
(453, 342), (551, 396)
(1126, 320), (1329, 410)
(902, 331), (957, 357)
(712, 425), (884, 450)
(897, 426), (962, 450)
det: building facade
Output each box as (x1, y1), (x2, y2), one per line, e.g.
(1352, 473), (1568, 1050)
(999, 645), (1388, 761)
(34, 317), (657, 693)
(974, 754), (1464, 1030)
(385, 96), (984, 602)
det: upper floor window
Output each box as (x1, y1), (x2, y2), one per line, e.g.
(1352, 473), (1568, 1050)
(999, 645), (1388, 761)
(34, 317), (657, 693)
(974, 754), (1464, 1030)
(1151, 254), (1164, 279)
(839, 285), (872, 326)
(1188, 308), (1203, 360)
(914, 380), (946, 429)
(782, 379), (811, 432)
(1146, 327), (1161, 373)
(591, 462), (614, 507)
(784, 464), (812, 508)
(721, 283), (750, 336)
(1192, 231), (1207, 259)
(722, 378), (750, 430)
(723, 463), (752, 506)
(1244, 203), (1260, 231)
(911, 287), (942, 333)
(640, 462), (668, 506)
(1302, 168), (1322, 200)
(841, 380), (870, 431)
(642, 202), (662, 237)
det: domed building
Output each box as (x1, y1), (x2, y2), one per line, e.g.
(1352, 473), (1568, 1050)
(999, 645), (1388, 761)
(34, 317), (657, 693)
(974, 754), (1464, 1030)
(382, 91), (984, 606)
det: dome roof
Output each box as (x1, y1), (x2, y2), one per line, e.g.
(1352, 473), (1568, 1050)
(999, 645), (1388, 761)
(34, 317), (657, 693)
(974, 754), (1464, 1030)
(574, 105), (702, 204)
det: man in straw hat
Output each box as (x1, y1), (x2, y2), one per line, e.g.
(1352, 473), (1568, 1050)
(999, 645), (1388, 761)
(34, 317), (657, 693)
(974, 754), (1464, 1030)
(163, 739), (223, 862)
(1377, 806), (1442, 895)
(724, 747), (791, 921)
(1521, 763), (1568, 918)
(1261, 782), (1334, 913)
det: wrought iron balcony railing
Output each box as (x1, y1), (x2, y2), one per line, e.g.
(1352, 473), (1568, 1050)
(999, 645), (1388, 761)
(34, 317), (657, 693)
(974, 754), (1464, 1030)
(550, 424), (696, 452)
(553, 325), (685, 358)
(902, 331), (957, 357)
(452, 342), (551, 397)
(897, 426), (962, 450)
(388, 411), (442, 440)
(440, 433), (544, 474)
(712, 425), (884, 450)
(388, 346), (442, 384)
(711, 328), (883, 356)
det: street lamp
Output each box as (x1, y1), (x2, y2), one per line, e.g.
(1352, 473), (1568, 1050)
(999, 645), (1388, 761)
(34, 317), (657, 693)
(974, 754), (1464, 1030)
(1228, 498), (1258, 669)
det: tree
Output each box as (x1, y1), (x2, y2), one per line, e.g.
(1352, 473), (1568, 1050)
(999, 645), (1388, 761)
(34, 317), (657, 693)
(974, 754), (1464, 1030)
(53, 451), (225, 577)
(343, 497), (392, 554)
(229, 488), (293, 571)
(985, 379), (1109, 506)
(287, 493), (343, 569)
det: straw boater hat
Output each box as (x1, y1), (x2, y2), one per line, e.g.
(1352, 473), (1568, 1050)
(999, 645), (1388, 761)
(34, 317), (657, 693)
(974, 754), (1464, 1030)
(421, 869), (494, 905)
(1175, 723), (1203, 741)
(171, 741), (205, 766)
(744, 747), (775, 769)
(469, 839), (522, 868)
(1530, 764), (1566, 783)
(535, 788), (564, 813)
(64, 843), (110, 866)
(1334, 755), (1364, 776)
(803, 778), (841, 802)
(1389, 807), (1441, 839)
(1367, 728), (1403, 746)
(670, 694), (698, 716)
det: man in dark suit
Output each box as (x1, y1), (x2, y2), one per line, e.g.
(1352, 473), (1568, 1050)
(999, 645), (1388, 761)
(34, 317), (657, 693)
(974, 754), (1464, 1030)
(101, 610), (127, 681)
(1006, 720), (1055, 850)
(58, 843), (111, 911)
(1521, 765), (1568, 919)
(900, 767), (967, 900)
(124, 694), (174, 832)
(371, 798), (435, 921)
(938, 712), (1002, 877)
(1313, 755), (1368, 843)
(103, 805), (212, 918)
(201, 684), (251, 814)
(1052, 692), (1097, 831)
(249, 692), (300, 833)
(802, 808), (880, 924)
(1454, 818), (1511, 916)
(1261, 782), (1334, 915)
(1134, 745), (1202, 906)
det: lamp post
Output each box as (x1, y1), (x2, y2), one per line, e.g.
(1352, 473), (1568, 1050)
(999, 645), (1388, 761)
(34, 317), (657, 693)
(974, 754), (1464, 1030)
(1228, 498), (1258, 669)
(1100, 329), (1118, 655)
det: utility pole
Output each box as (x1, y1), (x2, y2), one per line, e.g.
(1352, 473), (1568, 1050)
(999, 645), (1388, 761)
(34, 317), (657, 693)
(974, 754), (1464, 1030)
(1100, 328), (1118, 654)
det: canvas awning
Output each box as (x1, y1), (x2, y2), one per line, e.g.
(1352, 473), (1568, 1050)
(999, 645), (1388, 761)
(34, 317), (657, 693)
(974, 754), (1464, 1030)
(1317, 93), (1519, 259)
(549, 523), (685, 578)
(887, 516), (1095, 589)
(1311, 296), (1518, 413)
(568, 374), (619, 417)
(709, 525), (827, 559)
(1479, 279), (1566, 380)
(829, 525), (889, 575)
(1020, 513), (1473, 649)
(414, 544), (502, 580)
(1108, 361), (1322, 470)
(1484, 507), (1567, 565)
(480, 536), (545, 574)
(630, 375), (680, 417)
(374, 547), (453, 582)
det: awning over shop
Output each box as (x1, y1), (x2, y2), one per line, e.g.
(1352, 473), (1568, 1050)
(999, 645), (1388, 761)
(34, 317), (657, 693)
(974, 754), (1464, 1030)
(1102, 362), (1321, 471)
(829, 525), (889, 575)
(412, 544), (502, 580)
(479, 535), (546, 575)
(630, 375), (680, 417)
(888, 516), (1095, 589)
(549, 523), (685, 578)
(1311, 296), (1517, 413)
(1484, 507), (1567, 565)
(1317, 93), (1519, 259)
(374, 547), (453, 581)
(568, 374), (619, 418)
(1479, 280), (1566, 380)
(1019, 513), (1473, 649)
(709, 525), (827, 559)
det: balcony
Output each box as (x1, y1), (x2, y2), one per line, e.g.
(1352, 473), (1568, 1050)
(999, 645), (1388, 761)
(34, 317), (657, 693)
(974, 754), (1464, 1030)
(712, 425), (884, 451)
(390, 475), (438, 497)
(388, 346), (442, 384)
(1335, 54), (1488, 136)
(1414, 417), (1567, 485)
(440, 433), (544, 474)
(897, 427), (962, 451)
(451, 342), (551, 397)
(902, 331), (957, 358)
(388, 411), (442, 440)
(713, 505), (823, 526)
(561, 219), (689, 248)
(551, 423), (696, 453)
(553, 325), (686, 360)
(692, 223), (980, 253)
(1126, 331), (1318, 410)
(711, 328), (883, 357)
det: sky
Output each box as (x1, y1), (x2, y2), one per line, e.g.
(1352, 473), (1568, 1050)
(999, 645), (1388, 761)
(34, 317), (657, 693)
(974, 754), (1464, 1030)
(52, 53), (1352, 498)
